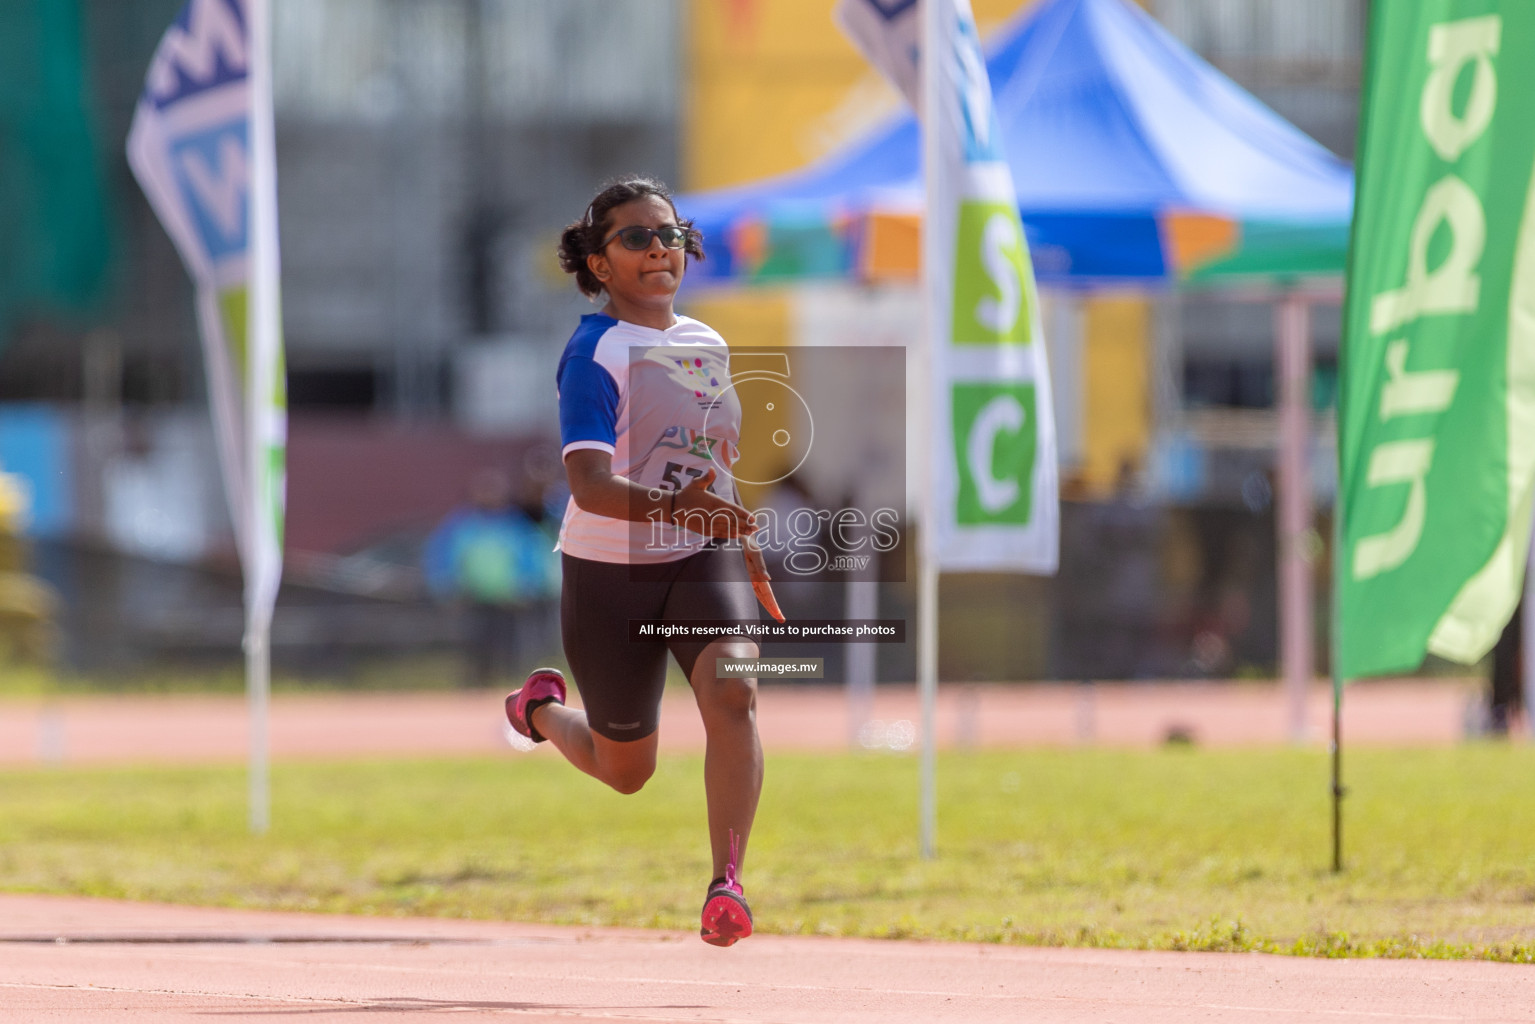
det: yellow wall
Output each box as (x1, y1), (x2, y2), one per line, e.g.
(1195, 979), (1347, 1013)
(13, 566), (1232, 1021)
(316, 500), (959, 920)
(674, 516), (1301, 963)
(683, 1), (1154, 486)
(685, 0), (1036, 192)
(681, 291), (791, 350)
(1081, 294), (1151, 494)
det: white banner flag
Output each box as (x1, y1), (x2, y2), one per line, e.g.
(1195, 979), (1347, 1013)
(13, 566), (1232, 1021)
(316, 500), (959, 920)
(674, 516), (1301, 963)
(837, 0), (1059, 572)
(127, 0), (287, 630)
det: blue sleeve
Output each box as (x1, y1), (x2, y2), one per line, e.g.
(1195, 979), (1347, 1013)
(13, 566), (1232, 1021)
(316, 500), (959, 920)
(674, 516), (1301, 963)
(557, 355), (619, 450)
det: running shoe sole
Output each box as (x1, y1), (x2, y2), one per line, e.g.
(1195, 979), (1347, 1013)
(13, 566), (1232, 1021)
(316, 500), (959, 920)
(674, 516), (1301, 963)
(700, 888), (753, 947)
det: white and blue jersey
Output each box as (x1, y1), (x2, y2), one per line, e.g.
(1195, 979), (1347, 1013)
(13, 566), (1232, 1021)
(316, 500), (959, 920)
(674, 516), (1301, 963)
(556, 312), (741, 564)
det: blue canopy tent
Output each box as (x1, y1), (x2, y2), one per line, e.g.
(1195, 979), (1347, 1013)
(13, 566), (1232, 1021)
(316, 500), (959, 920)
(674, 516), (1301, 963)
(674, 0), (1349, 740)
(676, 0), (1354, 288)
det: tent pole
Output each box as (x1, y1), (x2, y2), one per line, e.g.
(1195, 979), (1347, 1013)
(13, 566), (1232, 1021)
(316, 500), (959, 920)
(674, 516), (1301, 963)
(846, 483), (877, 748)
(1523, 511), (1535, 732)
(918, 551), (937, 859)
(1276, 292), (1314, 744)
(916, 0), (941, 862)
(1331, 667), (1342, 872)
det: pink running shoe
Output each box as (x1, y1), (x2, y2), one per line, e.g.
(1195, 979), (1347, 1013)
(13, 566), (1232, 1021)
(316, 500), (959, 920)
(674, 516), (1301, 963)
(700, 830), (753, 947)
(505, 668), (566, 744)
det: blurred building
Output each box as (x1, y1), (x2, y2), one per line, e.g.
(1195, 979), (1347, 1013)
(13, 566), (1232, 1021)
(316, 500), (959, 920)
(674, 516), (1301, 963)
(681, 0), (1364, 683)
(0, 0), (681, 672)
(272, 0), (680, 419)
(0, 0), (1365, 683)
(1139, 0), (1363, 683)
(5, 0), (680, 413)
(1152, 0), (1361, 499)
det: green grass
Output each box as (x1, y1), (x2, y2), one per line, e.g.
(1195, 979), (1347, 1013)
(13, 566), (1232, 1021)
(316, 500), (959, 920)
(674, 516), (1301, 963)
(2, 746), (1534, 961)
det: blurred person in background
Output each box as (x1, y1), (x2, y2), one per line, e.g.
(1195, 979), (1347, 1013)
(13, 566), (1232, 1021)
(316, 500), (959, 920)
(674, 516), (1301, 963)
(504, 177), (780, 948)
(424, 467), (557, 688)
(1488, 598), (1524, 736)
(1089, 458), (1160, 679)
(0, 467), (59, 664)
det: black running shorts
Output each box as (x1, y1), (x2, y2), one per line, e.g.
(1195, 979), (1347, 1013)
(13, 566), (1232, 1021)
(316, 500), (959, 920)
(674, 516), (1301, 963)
(560, 543), (759, 742)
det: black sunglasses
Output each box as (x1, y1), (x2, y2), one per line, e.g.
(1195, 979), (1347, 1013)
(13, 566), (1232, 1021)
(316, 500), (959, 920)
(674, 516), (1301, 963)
(601, 224), (690, 251)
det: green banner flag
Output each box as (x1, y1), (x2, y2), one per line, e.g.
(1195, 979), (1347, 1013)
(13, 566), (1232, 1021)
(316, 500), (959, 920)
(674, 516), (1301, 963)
(0, 0), (112, 347)
(836, 0), (1059, 573)
(1339, 2), (1535, 679)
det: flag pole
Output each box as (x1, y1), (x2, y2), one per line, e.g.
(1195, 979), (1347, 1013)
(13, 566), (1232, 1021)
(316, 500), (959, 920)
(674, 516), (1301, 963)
(1524, 525), (1535, 729)
(918, 544), (938, 859)
(247, 627), (270, 834)
(916, 0), (942, 861)
(127, 0), (284, 836)
(1330, 368), (1345, 874)
(247, 0), (278, 836)
(1331, 669), (1343, 872)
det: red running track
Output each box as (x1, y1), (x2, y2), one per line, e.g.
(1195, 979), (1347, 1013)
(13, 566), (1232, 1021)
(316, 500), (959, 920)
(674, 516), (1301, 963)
(0, 894), (1531, 1023)
(3, 679), (1522, 1022)
(0, 678), (1492, 766)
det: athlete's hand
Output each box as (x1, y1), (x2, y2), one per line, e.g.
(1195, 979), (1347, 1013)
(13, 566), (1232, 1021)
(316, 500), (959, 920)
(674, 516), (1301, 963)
(743, 536), (785, 623)
(672, 469), (757, 540)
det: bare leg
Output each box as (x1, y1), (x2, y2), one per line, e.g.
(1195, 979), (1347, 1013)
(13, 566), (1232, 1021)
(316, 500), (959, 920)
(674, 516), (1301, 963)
(530, 702), (657, 796)
(689, 639), (763, 881)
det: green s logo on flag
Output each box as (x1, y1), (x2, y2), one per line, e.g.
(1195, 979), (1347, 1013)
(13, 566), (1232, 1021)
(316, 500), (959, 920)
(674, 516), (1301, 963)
(952, 382), (1036, 524)
(952, 199), (1035, 346)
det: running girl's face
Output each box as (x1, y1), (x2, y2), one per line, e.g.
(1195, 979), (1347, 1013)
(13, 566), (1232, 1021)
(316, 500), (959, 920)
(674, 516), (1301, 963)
(587, 195), (686, 310)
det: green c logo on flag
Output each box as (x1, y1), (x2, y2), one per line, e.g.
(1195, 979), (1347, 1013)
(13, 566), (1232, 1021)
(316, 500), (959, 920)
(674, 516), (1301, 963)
(952, 198), (1036, 346)
(952, 382), (1036, 524)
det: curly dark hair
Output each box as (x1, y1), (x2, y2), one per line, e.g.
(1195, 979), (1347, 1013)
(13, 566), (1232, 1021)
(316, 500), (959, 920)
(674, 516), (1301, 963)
(557, 177), (705, 298)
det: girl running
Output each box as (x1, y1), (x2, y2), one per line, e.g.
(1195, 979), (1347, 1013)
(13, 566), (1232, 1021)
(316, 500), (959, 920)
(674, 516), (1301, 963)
(505, 177), (782, 947)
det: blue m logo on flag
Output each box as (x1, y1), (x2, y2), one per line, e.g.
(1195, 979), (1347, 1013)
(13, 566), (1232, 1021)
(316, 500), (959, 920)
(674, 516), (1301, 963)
(146, 0), (247, 109)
